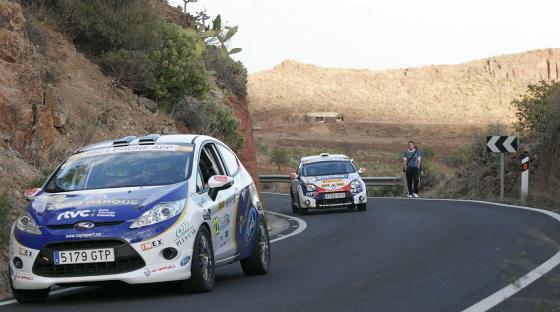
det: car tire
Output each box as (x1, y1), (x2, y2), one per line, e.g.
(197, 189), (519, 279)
(290, 192), (298, 214)
(297, 205), (308, 215)
(357, 203), (367, 211)
(179, 226), (215, 293)
(9, 268), (50, 303)
(241, 218), (271, 275)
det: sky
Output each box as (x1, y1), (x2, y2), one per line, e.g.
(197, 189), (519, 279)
(170, 0), (560, 73)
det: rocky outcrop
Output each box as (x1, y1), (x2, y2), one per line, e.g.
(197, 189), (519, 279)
(248, 49), (560, 125)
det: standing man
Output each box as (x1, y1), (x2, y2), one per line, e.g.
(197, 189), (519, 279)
(403, 141), (421, 198)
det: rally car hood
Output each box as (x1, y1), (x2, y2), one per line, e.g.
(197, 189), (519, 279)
(301, 173), (359, 192)
(28, 181), (188, 226)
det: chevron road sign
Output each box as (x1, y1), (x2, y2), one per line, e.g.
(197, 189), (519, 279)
(486, 136), (518, 153)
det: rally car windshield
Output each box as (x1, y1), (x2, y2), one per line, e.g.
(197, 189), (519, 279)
(44, 145), (193, 192)
(301, 161), (356, 177)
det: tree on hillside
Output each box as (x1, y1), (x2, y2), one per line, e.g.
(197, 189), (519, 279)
(271, 148), (290, 170)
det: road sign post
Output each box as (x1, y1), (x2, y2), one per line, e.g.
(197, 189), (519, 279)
(486, 136), (518, 201)
(521, 157), (529, 205)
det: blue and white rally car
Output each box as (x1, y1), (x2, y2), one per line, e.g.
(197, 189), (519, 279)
(289, 153), (368, 215)
(9, 134), (270, 303)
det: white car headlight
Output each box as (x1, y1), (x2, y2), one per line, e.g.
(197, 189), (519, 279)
(351, 180), (361, 188)
(305, 184), (317, 192)
(130, 199), (186, 229)
(16, 214), (42, 235)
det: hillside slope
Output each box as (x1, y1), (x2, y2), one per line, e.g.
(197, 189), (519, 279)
(248, 49), (560, 125)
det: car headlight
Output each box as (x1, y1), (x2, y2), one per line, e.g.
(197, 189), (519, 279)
(351, 180), (362, 188)
(16, 214), (42, 235)
(305, 184), (316, 192)
(130, 199), (186, 229)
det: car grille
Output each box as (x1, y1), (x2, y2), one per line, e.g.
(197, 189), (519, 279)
(316, 192), (353, 207)
(32, 239), (145, 278)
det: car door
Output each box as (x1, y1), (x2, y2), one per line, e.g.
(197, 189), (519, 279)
(196, 142), (237, 261)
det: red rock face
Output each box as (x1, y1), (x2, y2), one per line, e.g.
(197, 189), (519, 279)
(227, 95), (260, 190)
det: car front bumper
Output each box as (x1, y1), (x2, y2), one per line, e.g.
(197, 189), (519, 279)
(9, 224), (198, 290)
(298, 190), (367, 209)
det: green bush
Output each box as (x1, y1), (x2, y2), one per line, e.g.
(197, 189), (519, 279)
(204, 47), (247, 97)
(46, 0), (161, 55)
(513, 81), (560, 139)
(150, 22), (208, 106)
(100, 49), (155, 94)
(271, 148), (290, 170)
(175, 97), (244, 151)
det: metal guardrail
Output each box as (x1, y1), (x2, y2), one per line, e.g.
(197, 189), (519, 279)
(259, 175), (403, 187)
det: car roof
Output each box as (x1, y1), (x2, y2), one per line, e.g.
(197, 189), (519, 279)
(300, 153), (351, 164)
(76, 134), (216, 153)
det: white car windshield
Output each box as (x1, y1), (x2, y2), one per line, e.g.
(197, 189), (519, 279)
(301, 161), (356, 177)
(45, 145), (193, 192)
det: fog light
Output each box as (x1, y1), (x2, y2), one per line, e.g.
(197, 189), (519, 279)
(305, 200), (311, 207)
(13, 257), (23, 269)
(162, 247), (178, 260)
(359, 196), (365, 201)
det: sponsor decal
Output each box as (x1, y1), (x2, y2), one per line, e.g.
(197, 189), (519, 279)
(70, 145), (193, 160)
(316, 174), (348, 181)
(245, 209), (257, 242)
(213, 214), (231, 235)
(49, 199), (139, 211)
(18, 247), (33, 258)
(84, 194), (108, 201)
(141, 239), (163, 251)
(175, 227), (196, 247)
(180, 256), (191, 267)
(65, 232), (102, 239)
(56, 208), (117, 220)
(213, 175), (228, 183)
(202, 209), (211, 220)
(175, 222), (190, 238)
(16, 274), (33, 281)
(146, 264), (176, 275)
(218, 201), (225, 210)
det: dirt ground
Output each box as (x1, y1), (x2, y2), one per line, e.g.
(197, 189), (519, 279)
(254, 120), (499, 176)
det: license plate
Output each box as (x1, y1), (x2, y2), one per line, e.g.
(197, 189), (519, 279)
(324, 193), (346, 200)
(54, 248), (115, 265)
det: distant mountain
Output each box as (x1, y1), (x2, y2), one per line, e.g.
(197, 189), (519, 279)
(248, 49), (560, 124)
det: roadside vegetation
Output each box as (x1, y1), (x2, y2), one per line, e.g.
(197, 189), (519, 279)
(433, 81), (560, 209)
(24, 0), (245, 151)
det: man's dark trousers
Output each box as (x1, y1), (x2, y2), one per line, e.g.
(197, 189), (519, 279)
(406, 167), (419, 195)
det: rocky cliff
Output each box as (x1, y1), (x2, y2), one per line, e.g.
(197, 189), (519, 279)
(248, 49), (560, 125)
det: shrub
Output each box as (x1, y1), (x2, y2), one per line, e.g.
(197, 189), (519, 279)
(150, 22), (208, 106)
(204, 46), (247, 97)
(174, 97), (244, 151)
(46, 0), (162, 55)
(513, 81), (560, 139)
(270, 148), (289, 170)
(100, 49), (155, 94)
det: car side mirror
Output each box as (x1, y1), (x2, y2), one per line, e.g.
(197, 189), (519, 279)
(290, 172), (299, 180)
(24, 188), (41, 201)
(208, 175), (234, 201)
(358, 168), (367, 175)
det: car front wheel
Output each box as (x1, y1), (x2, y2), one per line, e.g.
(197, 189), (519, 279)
(179, 226), (215, 293)
(10, 268), (50, 303)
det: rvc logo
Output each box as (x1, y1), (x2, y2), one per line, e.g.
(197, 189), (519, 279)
(57, 210), (94, 221)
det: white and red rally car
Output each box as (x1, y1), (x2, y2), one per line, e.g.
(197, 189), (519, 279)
(289, 153), (367, 215)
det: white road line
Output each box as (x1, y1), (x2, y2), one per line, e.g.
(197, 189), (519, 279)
(265, 211), (307, 244)
(369, 196), (560, 312)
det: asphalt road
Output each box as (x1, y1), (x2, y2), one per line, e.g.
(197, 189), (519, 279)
(3, 194), (560, 312)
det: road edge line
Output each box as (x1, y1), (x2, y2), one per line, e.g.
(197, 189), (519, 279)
(265, 211), (307, 243)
